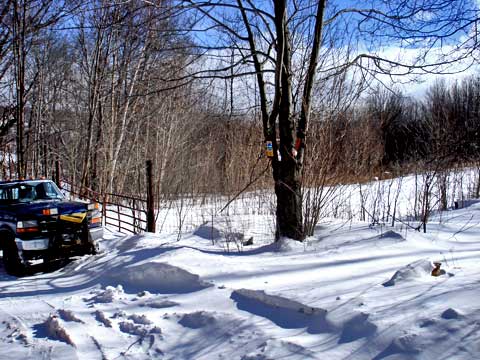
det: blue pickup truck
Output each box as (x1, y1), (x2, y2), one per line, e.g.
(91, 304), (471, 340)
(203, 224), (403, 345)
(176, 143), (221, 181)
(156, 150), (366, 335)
(0, 179), (103, 276)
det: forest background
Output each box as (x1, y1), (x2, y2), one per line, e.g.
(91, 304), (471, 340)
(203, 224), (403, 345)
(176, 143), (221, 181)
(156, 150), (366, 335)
(1, 0), (480, 239)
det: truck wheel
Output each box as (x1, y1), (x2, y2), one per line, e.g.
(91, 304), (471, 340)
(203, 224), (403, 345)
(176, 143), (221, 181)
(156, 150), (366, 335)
(82, 238), (97, 255)
(81, 221), (97, 255)
(2, 240), (25, 276)
(85, 243), (97, 255)
(43, 254), (52, 265)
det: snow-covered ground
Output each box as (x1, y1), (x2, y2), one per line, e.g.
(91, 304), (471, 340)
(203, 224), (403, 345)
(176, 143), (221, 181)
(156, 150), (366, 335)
(1, 197), (479, 359)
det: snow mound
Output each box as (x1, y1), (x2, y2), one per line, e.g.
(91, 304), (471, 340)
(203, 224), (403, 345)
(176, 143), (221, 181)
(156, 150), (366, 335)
(128, 314), (152, 325)
(339, 312), (377, 343)
(108, 262), (213, 294)
(379, 230), (405, 241)
(94, 310), (112, 328)
(149, 326), (163, 334)
(383, 259), (433, 287)
(178, 311), (217, 329)
(91, 285), (125, 303)
(143, 299), (179, 309)
(119, 321), (149, 336)
(231, 289), (332, 334)
(58, 309), (83, 323)
(136, 290), (152, 298)
(441, 308), (461, 320)
(373, 334), (421, 359)
(119, 312), (162, 337)
(193, 223), (221, 240)
(273, 237), (305, 252)
(44, 315), (75, 347)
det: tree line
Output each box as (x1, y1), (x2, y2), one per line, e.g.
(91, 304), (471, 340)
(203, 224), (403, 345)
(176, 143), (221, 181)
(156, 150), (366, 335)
(1, 0), (478, 239)
(311, 77), (480, 181)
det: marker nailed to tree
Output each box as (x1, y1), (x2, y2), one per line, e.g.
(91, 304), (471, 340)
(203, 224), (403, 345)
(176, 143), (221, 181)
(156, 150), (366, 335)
(266, 141), (274, 158)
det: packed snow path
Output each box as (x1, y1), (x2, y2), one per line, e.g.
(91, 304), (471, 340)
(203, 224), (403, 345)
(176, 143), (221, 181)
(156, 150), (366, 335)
(0, 202), (479, 359)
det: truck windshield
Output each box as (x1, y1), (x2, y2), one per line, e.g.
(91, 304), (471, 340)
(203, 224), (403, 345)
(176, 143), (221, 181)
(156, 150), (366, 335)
(0, 181), (64, 203)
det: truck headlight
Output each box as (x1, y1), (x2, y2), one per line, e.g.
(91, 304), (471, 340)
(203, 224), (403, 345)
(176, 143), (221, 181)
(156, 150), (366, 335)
(88, 203), (99, 210)
(17, 220), (39, 233)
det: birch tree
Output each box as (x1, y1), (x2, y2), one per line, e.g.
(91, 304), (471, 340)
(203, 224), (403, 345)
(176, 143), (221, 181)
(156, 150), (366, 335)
(8, 0), (68, 177)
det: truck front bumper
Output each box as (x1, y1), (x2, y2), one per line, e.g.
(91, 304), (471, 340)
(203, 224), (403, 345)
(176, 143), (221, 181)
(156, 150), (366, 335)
(15, 237), (49, 251)
(15, 227), (103, 252)
(89, 226), (103, 241)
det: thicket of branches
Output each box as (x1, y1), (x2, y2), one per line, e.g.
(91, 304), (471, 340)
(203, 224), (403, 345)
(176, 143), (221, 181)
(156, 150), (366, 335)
(0, 0), (479, 237)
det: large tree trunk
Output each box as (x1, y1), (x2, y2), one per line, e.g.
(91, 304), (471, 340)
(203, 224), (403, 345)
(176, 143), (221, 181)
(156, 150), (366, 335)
(273, 0), (303, 240)
(274, 159), (303, 240)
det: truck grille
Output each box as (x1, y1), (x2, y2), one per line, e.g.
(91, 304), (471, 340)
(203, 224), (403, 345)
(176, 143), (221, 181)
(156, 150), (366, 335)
(39, 218), (57, 233)
(39, 217), (86, 246)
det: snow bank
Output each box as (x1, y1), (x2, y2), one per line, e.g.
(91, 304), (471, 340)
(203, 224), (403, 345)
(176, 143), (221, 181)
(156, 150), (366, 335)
(373, 334), (421, 359)
(339, 312), (377, 343)
(193, 223), (221, 240)
(383, 259), (433, 287)
(143, 299), (179, 309)
(178, 311), (217, 329)
(2, 185), (480, 360)
(379, 230), (405, 242)
(107, 262), (213, 294)
(273, 237), (306, 252)
(231, 289), (332, 334)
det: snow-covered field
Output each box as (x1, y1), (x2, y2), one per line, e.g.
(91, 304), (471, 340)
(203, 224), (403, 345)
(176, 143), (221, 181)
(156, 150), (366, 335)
(1, 194), (480, 359)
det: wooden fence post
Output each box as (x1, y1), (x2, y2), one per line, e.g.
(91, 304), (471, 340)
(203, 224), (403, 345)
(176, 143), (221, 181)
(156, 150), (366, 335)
(146, 160), (156, 232)
(102, 194), (107, 227)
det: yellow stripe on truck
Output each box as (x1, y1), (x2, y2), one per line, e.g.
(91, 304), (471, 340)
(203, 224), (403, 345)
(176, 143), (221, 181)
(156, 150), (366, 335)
(59, 212), (87, 223)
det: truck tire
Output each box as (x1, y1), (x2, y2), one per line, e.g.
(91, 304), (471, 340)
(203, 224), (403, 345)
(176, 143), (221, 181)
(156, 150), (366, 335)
(42, 253), (53, 265)
(81, 221), (97, 255)
(2, 238), (25, 276)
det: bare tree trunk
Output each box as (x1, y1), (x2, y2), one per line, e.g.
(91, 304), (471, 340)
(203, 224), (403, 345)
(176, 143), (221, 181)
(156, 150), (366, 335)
(13, 0), (26, 178)
(108, 50), (146, 193)
(272, 0), (302, 239)
(80, 31), (104, 190)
